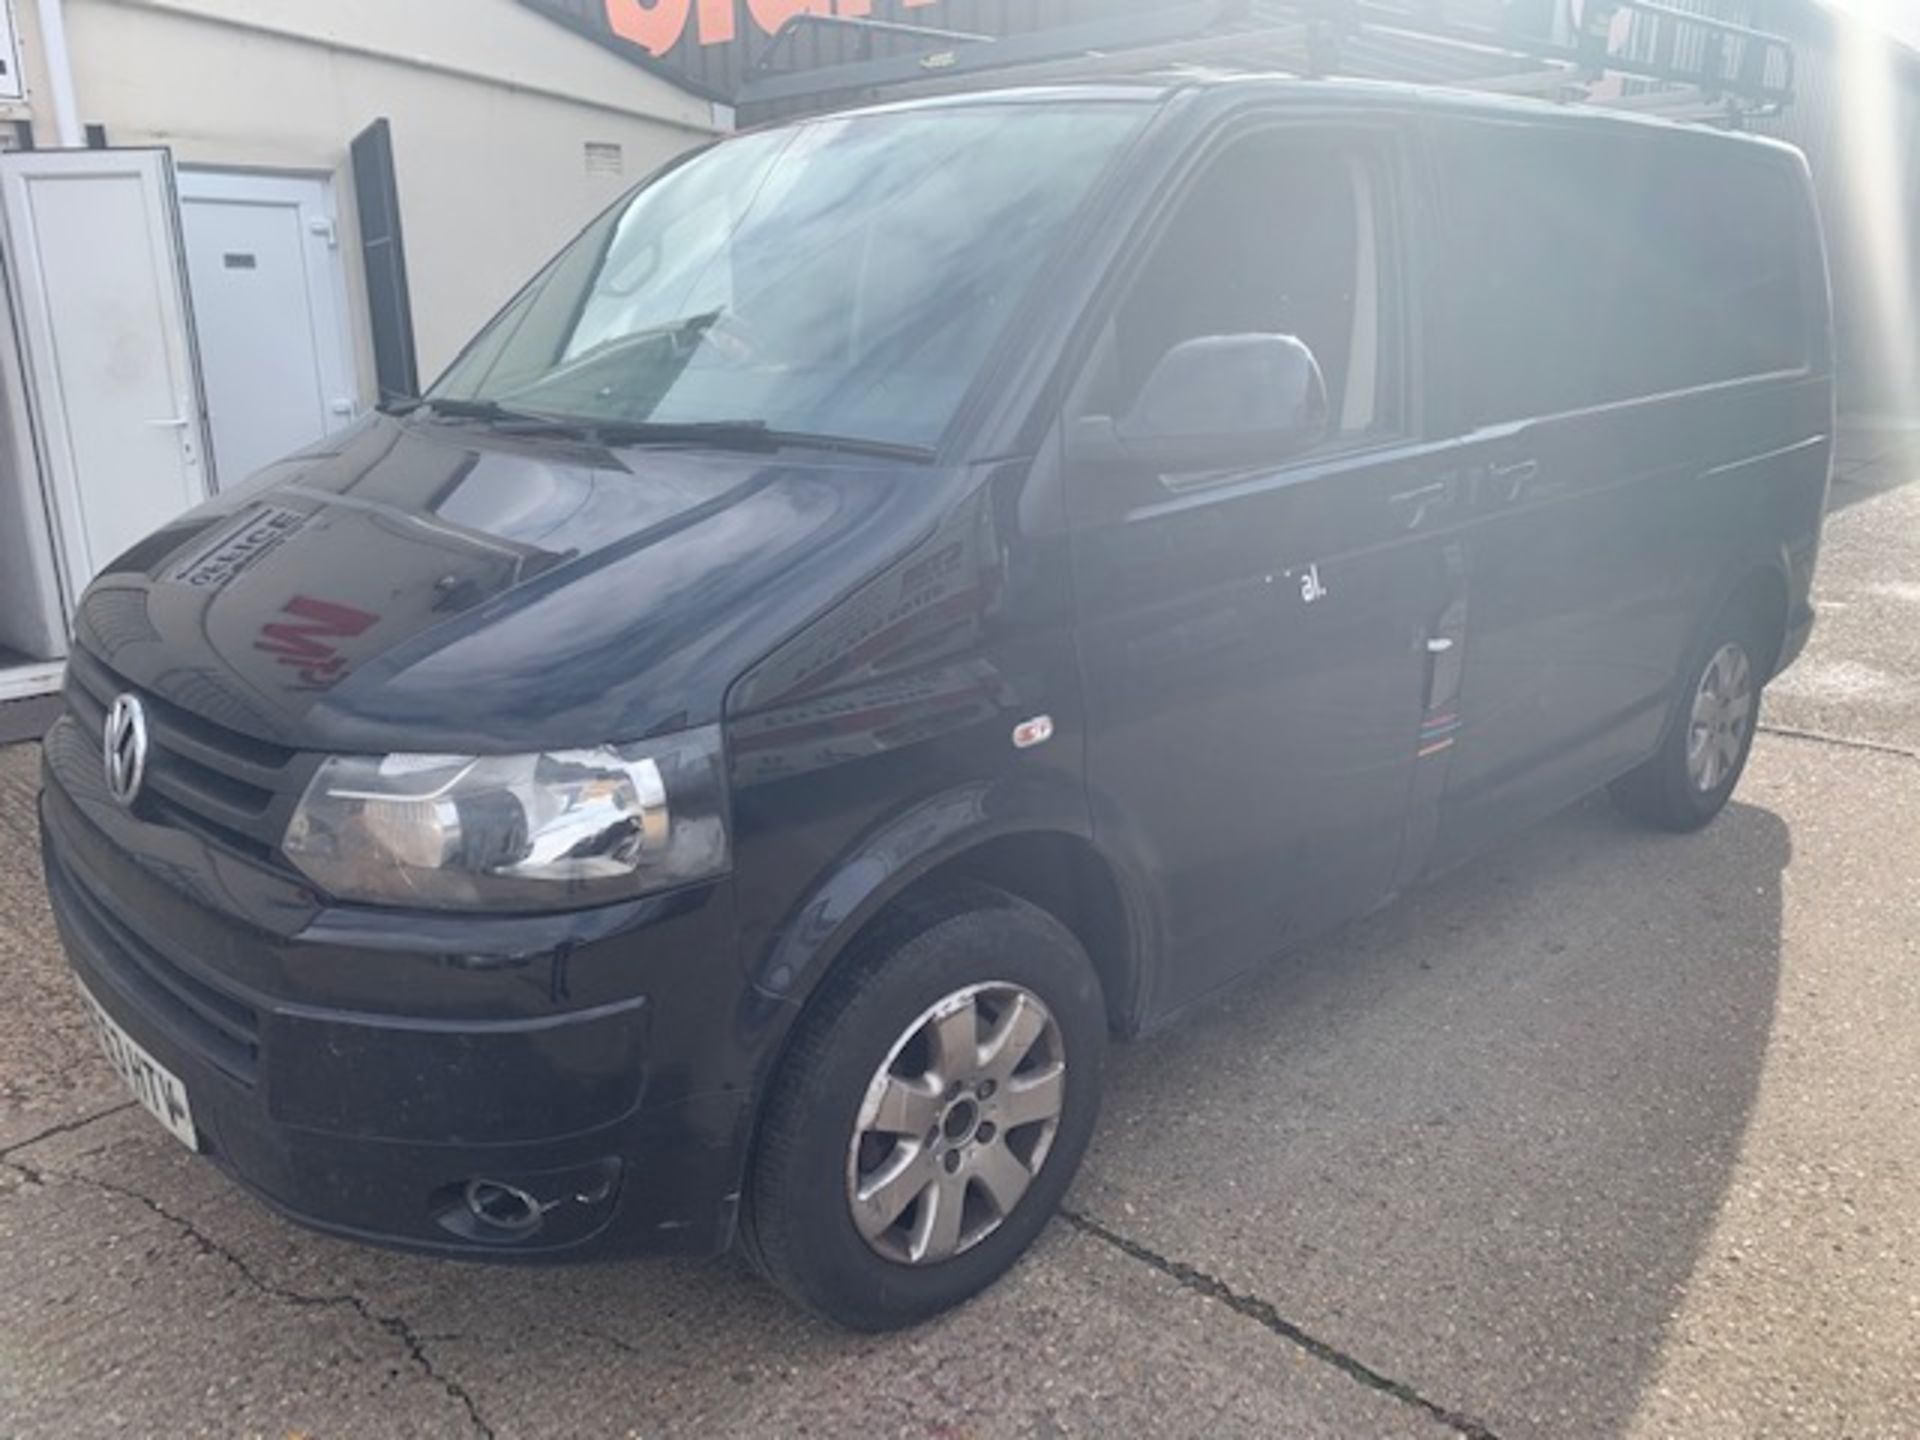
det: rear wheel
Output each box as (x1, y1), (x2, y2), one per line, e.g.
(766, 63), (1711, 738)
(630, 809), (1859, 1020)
(740, 883), (1105, 1331)
(1610, 603), (1768, 832)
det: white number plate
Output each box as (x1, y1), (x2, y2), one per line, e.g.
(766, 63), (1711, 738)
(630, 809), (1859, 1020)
(77, 982), (200, 1151)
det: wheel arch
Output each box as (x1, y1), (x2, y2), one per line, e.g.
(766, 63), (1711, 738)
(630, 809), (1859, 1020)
(748, 792), (1154, 1045)
(1721, 560), (1793, 682)
(728, 791), (1153, 1249)
(1644, 553), (1793, 766)
(925, 830), (1145, 1036)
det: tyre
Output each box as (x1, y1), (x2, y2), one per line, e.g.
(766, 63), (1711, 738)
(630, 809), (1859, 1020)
(1609, 600), (1769, 832)
(740, 882), (1106, 1331)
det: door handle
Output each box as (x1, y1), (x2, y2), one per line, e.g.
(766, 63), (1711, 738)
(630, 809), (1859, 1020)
(147, 415), (201, 467)
(1425, 636), (1455, 654)
(1488, 458), (1541, 502)
(1388, 479), (1453, 529)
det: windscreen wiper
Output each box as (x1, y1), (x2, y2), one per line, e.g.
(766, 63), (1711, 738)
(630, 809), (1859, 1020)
(596, 421), (935, 461)
(410, 398), (754, 445)
(414, 402), (933, 462)
(418, 396), (587, 433)
(414, 404), (781, 452)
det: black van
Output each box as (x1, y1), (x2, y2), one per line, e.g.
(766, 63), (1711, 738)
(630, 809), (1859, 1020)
(42, 77), (1831, 1330)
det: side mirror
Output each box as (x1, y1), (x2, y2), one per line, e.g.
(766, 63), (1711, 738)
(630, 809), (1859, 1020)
(1072, 334), (1330, 474)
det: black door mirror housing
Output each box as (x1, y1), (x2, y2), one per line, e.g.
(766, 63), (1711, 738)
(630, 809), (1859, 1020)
(1072, 333), (1331, 473)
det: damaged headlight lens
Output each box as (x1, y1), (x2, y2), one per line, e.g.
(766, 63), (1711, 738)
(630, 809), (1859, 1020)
(282, 726), (729, 910)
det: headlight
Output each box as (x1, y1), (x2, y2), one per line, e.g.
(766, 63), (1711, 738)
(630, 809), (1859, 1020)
(282, 726), (729, 910)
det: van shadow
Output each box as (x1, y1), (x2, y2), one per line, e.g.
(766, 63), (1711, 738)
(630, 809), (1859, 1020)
(222, 795), (1786, 1437)
(1074, 792), (1790, 1437)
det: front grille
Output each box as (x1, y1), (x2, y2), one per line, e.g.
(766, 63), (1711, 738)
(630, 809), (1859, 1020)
(45, 839), (261, 1085)
(63, 648), (303, 865)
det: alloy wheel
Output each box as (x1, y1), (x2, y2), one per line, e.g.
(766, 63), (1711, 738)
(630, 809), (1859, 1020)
(1686, 641), (1754, 792)
(846, 982), (1067, 1266)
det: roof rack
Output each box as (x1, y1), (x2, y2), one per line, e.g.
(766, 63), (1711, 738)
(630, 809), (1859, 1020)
(736, 0), (1796, 129)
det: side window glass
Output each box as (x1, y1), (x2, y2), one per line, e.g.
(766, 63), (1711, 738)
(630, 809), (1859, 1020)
(1080, 135), (1400, 448)
(1444, 130), (1810, 427)
(1639, 148), (1809, 388)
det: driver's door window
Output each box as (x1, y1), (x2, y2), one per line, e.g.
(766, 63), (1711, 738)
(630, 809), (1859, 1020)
(1082, 133), (1401, 449)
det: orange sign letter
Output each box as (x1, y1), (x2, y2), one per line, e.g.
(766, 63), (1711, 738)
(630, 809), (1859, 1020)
(605, 0), (692, 55)
(696, 0), (737, 43)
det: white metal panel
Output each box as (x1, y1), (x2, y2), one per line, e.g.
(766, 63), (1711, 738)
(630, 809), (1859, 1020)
(177, 170), (361, 486)
(0, 149), (213, 604)
(0, 250), (69, 660)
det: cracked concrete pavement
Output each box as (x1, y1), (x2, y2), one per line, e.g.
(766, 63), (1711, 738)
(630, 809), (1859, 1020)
(2, 427), (1917, 1438)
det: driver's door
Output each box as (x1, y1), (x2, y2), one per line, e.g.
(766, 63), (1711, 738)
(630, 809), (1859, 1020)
(1068, 125), (1461, 1014)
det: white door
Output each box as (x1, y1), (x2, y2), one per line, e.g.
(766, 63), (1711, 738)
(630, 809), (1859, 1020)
(177, 171), (360, 486)
(0, 149), (213, 603)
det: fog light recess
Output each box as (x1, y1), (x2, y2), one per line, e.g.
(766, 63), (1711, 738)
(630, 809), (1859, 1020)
(463, 1178), (544, 1234)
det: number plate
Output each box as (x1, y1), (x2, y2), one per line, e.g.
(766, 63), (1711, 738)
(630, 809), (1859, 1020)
(76, 982), (199, 1151)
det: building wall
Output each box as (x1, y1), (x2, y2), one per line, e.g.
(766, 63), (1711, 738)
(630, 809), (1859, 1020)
(7, 0), (724, 385)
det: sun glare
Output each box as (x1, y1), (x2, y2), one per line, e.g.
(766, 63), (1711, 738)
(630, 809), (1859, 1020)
(1835, 7), (1920, 413)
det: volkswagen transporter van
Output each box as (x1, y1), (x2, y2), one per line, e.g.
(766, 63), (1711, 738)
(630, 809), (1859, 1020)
(42, 78), (1832, 1329)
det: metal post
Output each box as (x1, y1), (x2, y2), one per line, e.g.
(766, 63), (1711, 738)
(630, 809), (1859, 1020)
(33, 0), (84, 148)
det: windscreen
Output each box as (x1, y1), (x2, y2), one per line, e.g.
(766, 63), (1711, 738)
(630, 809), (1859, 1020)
(430, 103), (1147, 449)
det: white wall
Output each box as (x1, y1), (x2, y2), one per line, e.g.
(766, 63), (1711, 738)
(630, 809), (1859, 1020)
(12, 0), (723, 384)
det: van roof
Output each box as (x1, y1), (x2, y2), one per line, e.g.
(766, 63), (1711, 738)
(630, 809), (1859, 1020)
(829, 72), (1806, 157)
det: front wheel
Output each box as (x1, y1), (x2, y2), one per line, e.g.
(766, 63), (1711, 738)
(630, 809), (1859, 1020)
(1610, 604), (1768, 832)
(740, 883), (1106, 1331)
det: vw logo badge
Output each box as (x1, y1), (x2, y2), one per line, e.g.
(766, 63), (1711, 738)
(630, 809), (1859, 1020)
(103, 694), (149, 807)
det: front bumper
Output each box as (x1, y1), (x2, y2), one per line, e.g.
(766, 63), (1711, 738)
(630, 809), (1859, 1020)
(40, 743), (756, 1260)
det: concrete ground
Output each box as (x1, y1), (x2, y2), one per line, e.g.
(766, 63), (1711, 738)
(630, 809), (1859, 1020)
(2, 428), (1916, 1439)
